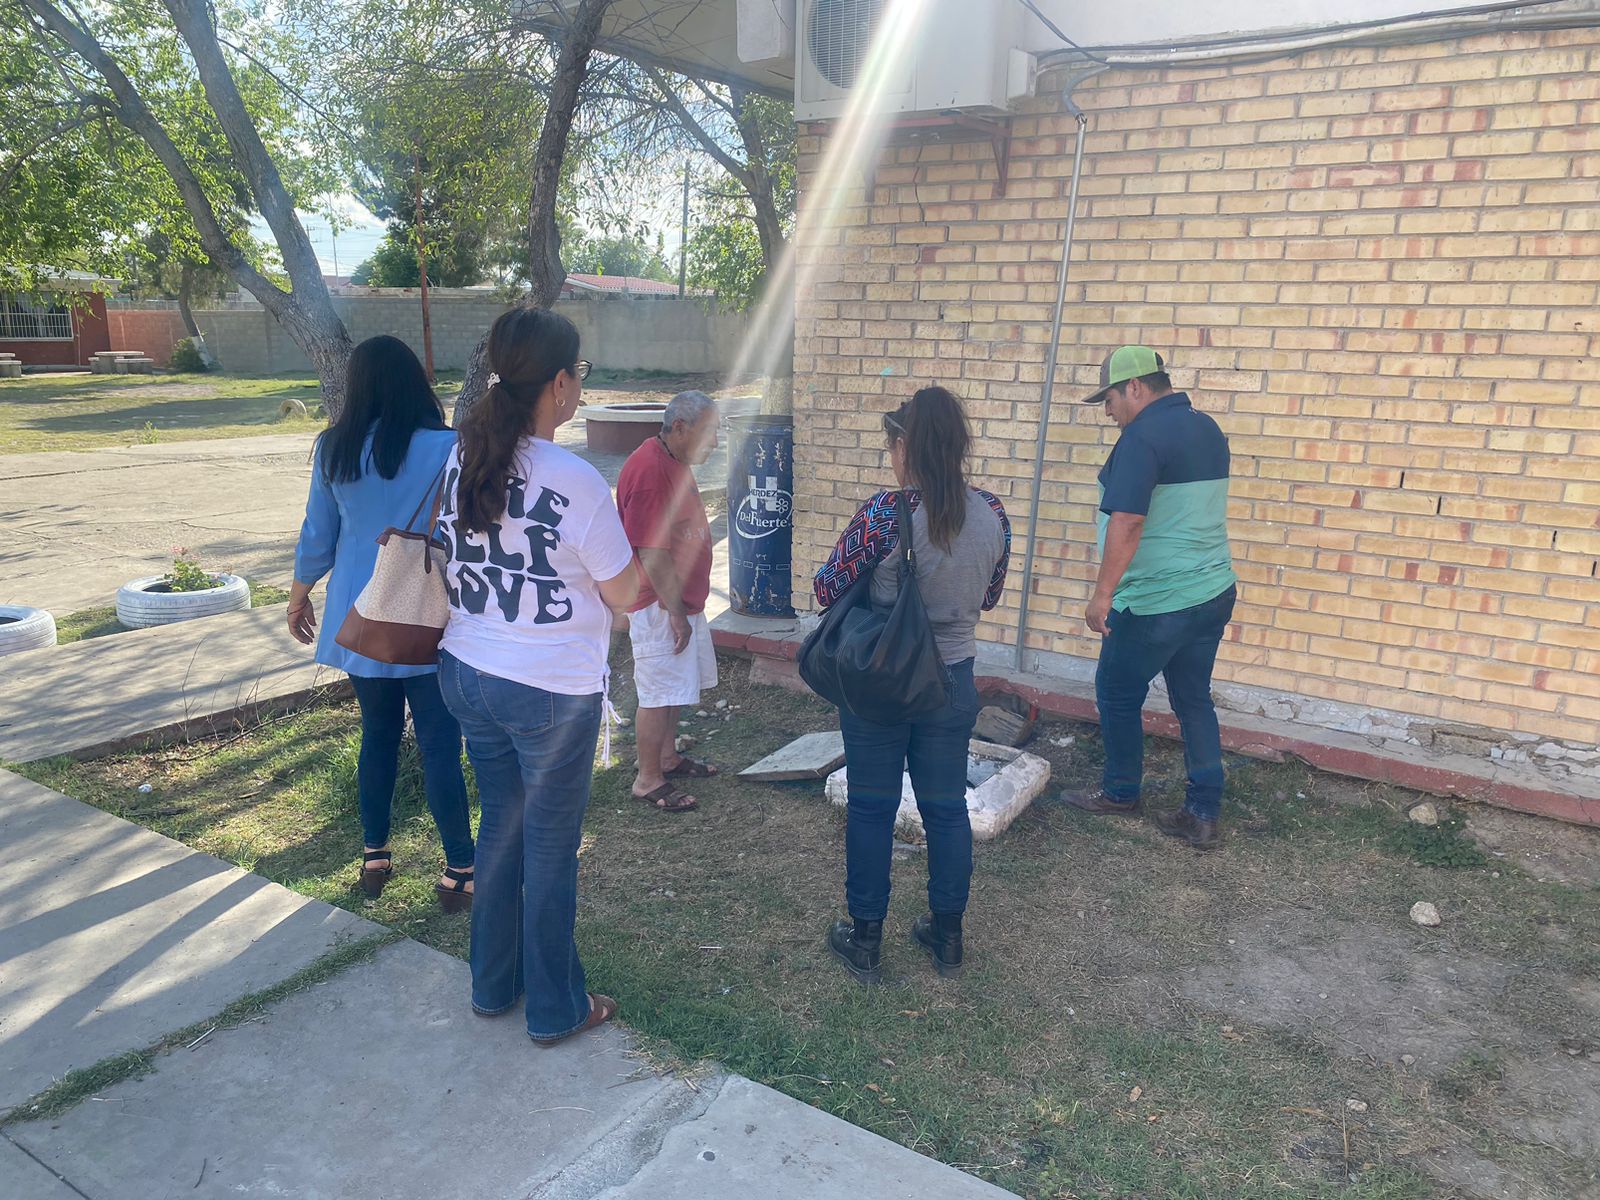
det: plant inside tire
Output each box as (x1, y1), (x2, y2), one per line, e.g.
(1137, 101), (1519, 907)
(0, 605), (57, 655)
(115, 573), (251, 629)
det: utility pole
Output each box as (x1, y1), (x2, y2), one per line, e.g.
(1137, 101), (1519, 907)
(414, 147), (435, 382)
(678, 161), (690, 298)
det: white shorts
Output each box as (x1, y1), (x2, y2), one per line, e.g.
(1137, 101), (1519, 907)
(628, 605), (718, 709)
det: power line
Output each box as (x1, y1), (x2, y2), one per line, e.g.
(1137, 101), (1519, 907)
(1011, 0), (1109, 64)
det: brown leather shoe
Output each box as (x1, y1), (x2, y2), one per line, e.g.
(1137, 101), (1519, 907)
(1059, 787), (1142, 816)
(1152, 807), (1220, 851)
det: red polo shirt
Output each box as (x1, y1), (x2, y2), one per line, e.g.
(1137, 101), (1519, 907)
(616, 435), (712, 615)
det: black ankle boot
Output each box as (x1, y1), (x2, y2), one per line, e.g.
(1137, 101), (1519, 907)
(827, 917), (882, 985)
(912, 912), (964, 977)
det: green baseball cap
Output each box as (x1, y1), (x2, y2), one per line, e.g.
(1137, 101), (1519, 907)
(1083, 345), (1166, 404)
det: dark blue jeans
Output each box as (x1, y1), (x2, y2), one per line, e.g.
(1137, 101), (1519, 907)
(838, 658), (981, 921)
(437, 650), (601, 1040)
(348, 673), (474, 869)
(1095, 586), (1236, 821)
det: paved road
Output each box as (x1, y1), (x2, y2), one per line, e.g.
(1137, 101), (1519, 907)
(1, 398), (757, 617)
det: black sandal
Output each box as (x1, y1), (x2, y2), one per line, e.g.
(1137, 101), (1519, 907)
(436, 866), (473, 914)
(358, 848), (392, 898)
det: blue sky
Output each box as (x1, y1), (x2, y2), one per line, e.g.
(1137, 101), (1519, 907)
(255, 181), (690, 279)
(249, 193), (386, 277)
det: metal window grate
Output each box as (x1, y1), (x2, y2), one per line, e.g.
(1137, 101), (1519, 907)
(808, 0), (884, 90)
(0, 294), (73, 340)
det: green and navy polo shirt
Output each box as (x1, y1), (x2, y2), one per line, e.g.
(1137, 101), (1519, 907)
(1096, 392), (1236, 615)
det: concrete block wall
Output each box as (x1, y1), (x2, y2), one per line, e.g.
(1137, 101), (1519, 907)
(193, 292), (751, 376)
(107, 309), (189, 366)
(790, 27), (1600, 766)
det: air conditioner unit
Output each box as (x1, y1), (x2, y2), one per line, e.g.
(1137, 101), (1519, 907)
(794, 0), (1029, 121)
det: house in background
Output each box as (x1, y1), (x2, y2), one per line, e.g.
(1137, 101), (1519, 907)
(0, 271), (115, 368)
(602, 0), (1600, 826)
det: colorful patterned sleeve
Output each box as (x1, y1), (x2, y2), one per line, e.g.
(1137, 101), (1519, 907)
(813, 489), (900, 608)
(977, 489), (1012, 611)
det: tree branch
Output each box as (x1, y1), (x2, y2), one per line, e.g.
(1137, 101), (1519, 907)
(15, 0), (288, 306)
(642, 64), (753, 192)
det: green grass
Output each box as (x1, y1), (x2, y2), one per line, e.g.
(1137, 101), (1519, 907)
(17, 650), (1600, 1198)
(0, 370), (463, 454)
(54, 581), (293, 645)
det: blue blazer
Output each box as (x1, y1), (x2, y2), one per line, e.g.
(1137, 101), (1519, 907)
(293, 427), (456, 678)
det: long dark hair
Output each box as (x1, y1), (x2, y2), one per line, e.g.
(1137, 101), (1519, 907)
(885, 386), (971, 552)
(455, 307), (580, 533)
(316, 335), (447, 483)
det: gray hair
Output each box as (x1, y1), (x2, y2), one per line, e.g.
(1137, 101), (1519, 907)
(662, 389), (717, 431)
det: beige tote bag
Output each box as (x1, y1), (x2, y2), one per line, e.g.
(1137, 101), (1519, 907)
(335, 465), (451, 665)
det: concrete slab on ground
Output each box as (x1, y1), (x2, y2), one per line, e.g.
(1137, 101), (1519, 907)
(710, 612), (1600, 829)
(6, 933), (1016, 1200)
(5, 938), (701, 1199)
(0, 769), (378, 1111)
(0, 1138), (79, 1199)
(589, 1075), (1018, 1200)
(0, 606), (343, 764)
(739, 731), (845, 781)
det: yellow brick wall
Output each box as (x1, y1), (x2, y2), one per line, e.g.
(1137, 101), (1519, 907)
(790, 27), (1600, 746)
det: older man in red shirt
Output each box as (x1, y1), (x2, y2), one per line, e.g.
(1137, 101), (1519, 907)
(617, 390), (720, 813)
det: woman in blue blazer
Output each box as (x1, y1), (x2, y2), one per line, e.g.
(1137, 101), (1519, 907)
(288, 335), (474, 911)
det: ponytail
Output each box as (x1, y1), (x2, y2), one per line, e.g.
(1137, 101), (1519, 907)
(888, 386), (971, 553)
(455, 307), (580, 533)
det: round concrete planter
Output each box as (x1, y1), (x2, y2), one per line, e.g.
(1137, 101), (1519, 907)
(0, 605), (57, 655)
(584, 402), (668, 455)
(115, 573), (251, 629)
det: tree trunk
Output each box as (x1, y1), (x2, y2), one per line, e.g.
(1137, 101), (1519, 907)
(454, 0), (613, 425)
(21, 0), (354, 417)
(732, 90), (794, 417)
(414, 149), (435, 382)
(176, 259), (201, 338)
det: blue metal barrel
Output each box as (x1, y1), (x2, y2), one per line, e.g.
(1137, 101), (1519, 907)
(727, 415), (796, 617)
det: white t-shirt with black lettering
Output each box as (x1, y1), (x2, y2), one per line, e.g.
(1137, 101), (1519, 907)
(438, 437), (634, 696)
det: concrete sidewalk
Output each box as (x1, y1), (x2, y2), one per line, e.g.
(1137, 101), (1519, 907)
(0, 769), (1017, 1199)
(0, 606), (344, 764)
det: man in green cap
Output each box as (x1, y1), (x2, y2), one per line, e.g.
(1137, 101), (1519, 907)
(1059, 346), (1238, 850)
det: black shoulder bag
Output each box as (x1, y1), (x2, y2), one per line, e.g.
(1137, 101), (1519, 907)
(798, 490), (949, 724)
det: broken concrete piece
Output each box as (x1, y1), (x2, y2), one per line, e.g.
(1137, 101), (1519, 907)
(973, 705), (1034, 748)
(738, 731), (846, 781)
(825, 739), (1052, 841)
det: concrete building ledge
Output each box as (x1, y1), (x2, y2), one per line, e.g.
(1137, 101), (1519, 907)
(709, 611), (1600, 829)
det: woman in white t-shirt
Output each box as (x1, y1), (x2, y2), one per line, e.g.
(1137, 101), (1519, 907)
(437, 307), (639, 1046)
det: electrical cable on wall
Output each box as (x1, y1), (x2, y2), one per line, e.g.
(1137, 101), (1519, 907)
(1013, 0), (1591, 66)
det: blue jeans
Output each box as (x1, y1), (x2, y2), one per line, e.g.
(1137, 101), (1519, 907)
(838, 658), (981, 921)
(437, 650), (600, 1040)
(348, 673), (473, 869)
(1095, 586), (1237, 821)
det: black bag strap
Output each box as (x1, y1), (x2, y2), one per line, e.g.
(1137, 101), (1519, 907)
(894, 489), (917, 575)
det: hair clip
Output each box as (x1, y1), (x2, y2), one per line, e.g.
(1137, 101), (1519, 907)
(487, 373), (500, 386)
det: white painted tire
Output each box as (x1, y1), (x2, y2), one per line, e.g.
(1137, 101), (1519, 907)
(0, 605), (57, 654)
(115, 573), (251, 629)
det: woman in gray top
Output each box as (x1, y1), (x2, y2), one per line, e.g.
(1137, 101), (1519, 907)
(812, 386), (1011, 983)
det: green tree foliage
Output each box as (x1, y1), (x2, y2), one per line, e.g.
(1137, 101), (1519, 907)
(687, 211), (764, 308)
(3, 0), (353, 405)
(567, 232), (675, 281)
